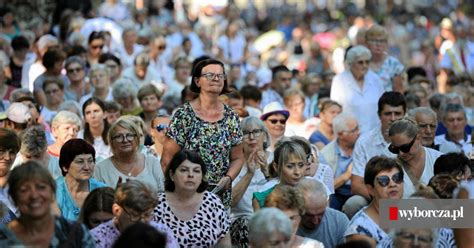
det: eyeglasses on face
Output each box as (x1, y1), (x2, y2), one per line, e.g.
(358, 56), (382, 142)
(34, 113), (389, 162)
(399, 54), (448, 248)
(200, 72), (226, 81)
(155, 124), (168, 132)
(397, 232), (432, 244)
(375, 172), (403, 187)
(389, 136), (417, 154)
(67, 67), (83, 73)
(243, 129), (263, 139)
(267, 119), (286, 125)
(112, 133), (136, 142)
(343, 125), (359, 134)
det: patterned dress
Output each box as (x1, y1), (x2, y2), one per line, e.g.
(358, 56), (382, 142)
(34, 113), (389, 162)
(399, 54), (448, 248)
(167, 102), (243, 207)
(372, 56), (404, 92)
(153, 191), (231, 247)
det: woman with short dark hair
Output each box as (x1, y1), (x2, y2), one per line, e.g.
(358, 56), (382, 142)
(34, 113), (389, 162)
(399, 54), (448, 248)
(56, 138), (106, 220)
(344, 156), (404, 247)
(153, 149), (231, 247)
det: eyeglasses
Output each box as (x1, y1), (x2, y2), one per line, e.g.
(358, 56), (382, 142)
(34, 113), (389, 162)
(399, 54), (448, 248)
(67, 67), (83, 73)
(155, 124), (168, 132)
(267, 119), (286, 125)
(91, 44), (104, 50)
(356, 60), (370, 65)
(397, 232), (432, 244)
(368, 38), (387, 44)
(243, 129), (263, 139)
(200, 72), (226, 81)
(121, 206), (153, 222)
(375, 172), (403, 187)
(343, 125), (359, 134)
(418, 123), (436, 131)
(389, 136), (417, 154)
(0, 149), (15, 159)
(111, 133), (136, 143)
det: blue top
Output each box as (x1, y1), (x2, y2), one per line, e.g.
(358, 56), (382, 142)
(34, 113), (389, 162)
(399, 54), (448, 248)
(333, 144), (353, 196)
(56, 177), (106, 220)
(309, 130), (330, 145)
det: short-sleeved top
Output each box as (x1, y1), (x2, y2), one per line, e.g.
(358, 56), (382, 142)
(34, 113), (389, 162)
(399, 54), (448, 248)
(309, 130), (330, 145)
(0, 216), (95, 247)
(91, 219), (179, 248)
(167, 102), (242, 185)
(231, 166), (268, 219)
(153, 191), (230, 248)
(93, 153), (165, 192)
(371, 56), (404, 92)
(253, 185), (276, 208)
(297, 207), (349, 248)
(55, 177), (106, 220)
(344, 207), (391, 246)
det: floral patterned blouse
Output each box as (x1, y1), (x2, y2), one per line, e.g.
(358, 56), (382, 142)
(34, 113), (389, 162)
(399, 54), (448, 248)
(372, 55), (404, 92)
(167, 102), (243, 206)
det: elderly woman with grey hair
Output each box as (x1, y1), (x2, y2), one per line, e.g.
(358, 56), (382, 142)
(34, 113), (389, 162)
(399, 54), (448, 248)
(64, 55), (90, 102)
(47, 110), (82, 158)
(230, 116), (271, 246)
(248, 208), (293, 248)
(12, 125), (62, 179)
(330, 45), (384, 134)
(112, 78), (142, 115)
(79, 64), (113, 107)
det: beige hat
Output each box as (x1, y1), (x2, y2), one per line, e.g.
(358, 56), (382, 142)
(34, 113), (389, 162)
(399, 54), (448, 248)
(6, 102), (32, 124)
(260, 101), (290, 120)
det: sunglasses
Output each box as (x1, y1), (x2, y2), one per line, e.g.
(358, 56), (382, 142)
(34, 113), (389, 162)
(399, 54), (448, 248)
(67, 67), (83, 73)
(91, 44), (104, 50)
(267, 119), (286, 125)
(388, 136), (416, 154)
(375, 172), (403, 187)
(156, 124), (168, 132)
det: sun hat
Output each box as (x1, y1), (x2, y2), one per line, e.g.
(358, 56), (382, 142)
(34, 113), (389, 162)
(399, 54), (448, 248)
(260, 101), (290, 121)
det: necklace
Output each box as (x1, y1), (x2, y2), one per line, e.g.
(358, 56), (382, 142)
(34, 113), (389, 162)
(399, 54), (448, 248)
(113, 157), (136, 177)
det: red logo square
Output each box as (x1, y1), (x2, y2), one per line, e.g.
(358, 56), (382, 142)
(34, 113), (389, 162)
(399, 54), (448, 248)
(389, 206), (398, 221)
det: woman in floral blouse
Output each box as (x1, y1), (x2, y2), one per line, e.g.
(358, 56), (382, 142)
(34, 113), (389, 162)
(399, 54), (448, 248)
(161, 58), (244, 208)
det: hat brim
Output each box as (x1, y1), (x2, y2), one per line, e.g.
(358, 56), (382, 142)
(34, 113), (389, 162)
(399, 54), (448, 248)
(260, 110), (290, 121)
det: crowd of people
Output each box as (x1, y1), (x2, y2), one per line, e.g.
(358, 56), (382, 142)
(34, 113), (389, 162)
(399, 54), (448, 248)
(0, 0), (473, 247)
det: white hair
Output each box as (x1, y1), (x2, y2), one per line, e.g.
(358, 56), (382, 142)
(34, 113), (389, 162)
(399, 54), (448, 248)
(332, 112), (357, 137)
(297, 178), (328, 200)
(248, 208), (292, 247)
(345, 45), (372, 66)
(407, 107), (437, 121)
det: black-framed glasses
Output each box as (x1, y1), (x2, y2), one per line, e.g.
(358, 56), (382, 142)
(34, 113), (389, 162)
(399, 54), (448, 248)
(155, 124), (168, 132)
(112, 133), (136, 143)
(200, 72), (226, 81)
(375, 172), (403, 187)
(389, 136), (417, 154)
(243, 129), (263, 139)
(267, 119), (286, 125)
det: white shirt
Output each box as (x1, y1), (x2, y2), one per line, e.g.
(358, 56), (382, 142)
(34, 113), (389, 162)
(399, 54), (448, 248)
(330, 70), (384, 134)
(217, 34), (246, 64)
(353, 128), (396, 177)
(117, 44), (144, 69)
(121, 66), (165, 91)
(285, 120), (315, 139)
(78, 130), (112, 162)
(440, 41), (474, 75)
(231, 166), (267, 219)
(435, 133), (472, 156)
(402, 147), (442, 198)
